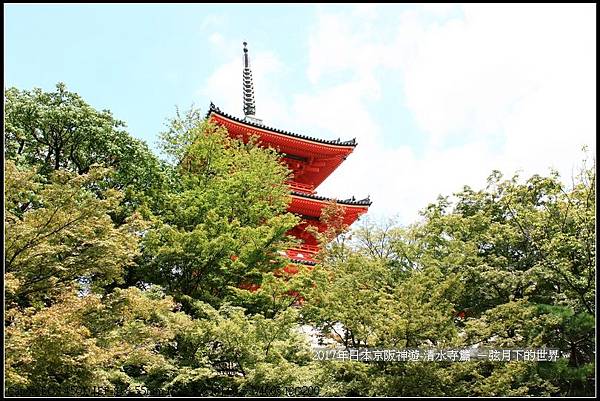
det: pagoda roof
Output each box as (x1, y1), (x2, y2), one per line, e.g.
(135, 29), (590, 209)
(286, 247), (319, 265)
(288, 191), (371, 226)
(291, 191), (372, 206)
(289, 258), (317, 266)
(206, 103), (359, 189)
(206, 102), (357, 147)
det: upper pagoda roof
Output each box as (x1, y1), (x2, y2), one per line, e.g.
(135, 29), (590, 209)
(206, 103), (360, 189)
(206, 103), (357, 147)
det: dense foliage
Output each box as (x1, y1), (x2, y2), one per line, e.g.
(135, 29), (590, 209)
(303, 161), (595, 396)
(4, 84), (595, 396)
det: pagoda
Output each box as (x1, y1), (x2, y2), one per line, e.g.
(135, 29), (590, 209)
(206, 42), (371, 267)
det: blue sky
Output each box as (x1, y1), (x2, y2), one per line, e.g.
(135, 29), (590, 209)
(5, 4), (596, 224)
(4, 4), (315, 148)
(4, 4), (431, 150)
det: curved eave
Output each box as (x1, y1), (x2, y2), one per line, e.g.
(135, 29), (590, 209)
(206, 104), (359, 189)
(206, 103), (357, 148)
(292, 191), (372, 206)
(288, 192), (371, 226)
(286, 248), (318, 265)
(288, 258), (317, 266)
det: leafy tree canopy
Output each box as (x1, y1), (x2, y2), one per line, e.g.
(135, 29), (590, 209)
(3, 83), (595, 397)
(4, 83), (169, 224)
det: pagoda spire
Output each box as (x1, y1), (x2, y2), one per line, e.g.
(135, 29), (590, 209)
(242, 42), (257, 120)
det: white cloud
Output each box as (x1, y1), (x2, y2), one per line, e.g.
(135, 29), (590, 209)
(201, 4), (596, 225)
(309, 4), (596, 224)
(404, 4), (596, 150)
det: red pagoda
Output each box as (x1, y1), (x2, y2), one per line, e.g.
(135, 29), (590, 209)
(206, 42), (371, 267)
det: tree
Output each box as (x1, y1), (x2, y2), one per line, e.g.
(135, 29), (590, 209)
(4, 86), (324, 397)
(5, 286), (194, 396)
(4, 82), (594, 396)
(164, 297), (319, 396)
(4, 160), (143, 309)
(134, 112), (301, 313)
(301, 157), (594, 396)
(4, 83), (169, 224)
(417, 162), (595, 395)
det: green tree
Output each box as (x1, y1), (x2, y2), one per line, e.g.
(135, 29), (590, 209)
(164, 297), (318, 396)
(134, 113), (301, 313)
(4, 86), (323, 398)
(5, 286), (194, 396)
(4, 83), (169, 224)
(5, 82), (594, 397)
(417, 162), (595, 395)
(302, 157), (594, 396)
(4, 160), (143, 309)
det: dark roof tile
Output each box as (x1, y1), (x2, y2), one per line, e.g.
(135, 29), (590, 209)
(289, 258), (318, 266)
(291, 191), (372, 206)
